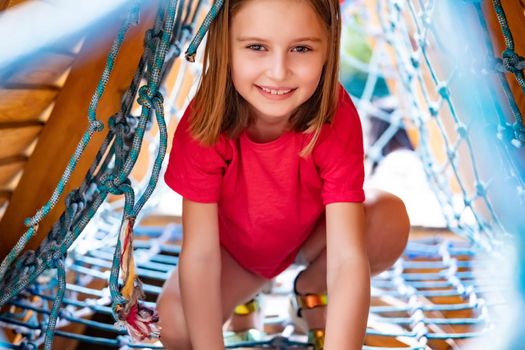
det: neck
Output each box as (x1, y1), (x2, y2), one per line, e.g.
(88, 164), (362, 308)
(247, 117), (290, 143)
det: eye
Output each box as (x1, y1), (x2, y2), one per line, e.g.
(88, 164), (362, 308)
(246, 44), (266, 51)
(292, 46), (312, 53)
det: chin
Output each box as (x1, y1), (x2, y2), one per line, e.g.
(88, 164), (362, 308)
(254, 105), (297, 119)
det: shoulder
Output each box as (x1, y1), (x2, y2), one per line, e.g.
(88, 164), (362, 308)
(173, 99), (232, 158)
(331, 86), (361, 135)
(314, 86), (363, 153)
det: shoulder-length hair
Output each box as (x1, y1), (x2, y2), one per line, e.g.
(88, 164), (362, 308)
(189, 0), (341, 156)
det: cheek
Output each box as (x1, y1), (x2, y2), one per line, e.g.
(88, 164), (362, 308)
(230, 56), (256, 86)
(295, 60), (325, 85)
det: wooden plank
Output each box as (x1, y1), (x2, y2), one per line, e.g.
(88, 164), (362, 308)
(0, 154), (26, 166)
(0, 190), (11, 222)
(0, 157), (25, 188)
(0, 88), (58, 123)
(0, 2), (159, 257)
(3, 50), (75, 86)
(0, 190), (10, 205)
(0, 125), (42, 159)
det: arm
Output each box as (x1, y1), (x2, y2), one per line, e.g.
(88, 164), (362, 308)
(179, 198), (224, 350)
(324, 202), (370, 350)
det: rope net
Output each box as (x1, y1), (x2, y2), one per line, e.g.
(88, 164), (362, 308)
(1, 0), (523, 349)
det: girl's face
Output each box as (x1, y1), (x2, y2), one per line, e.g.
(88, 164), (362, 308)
(230, 0), (328, 125)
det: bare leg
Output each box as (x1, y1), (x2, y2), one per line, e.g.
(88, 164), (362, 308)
(295, 189), (410, 328)
(157, 247), (268, 350)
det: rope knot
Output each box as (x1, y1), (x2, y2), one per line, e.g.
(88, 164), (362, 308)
(456, 123), (468, 139)
(475, 183), (486, 197)
(181, 24), (193, 40)
(19, 340), (38, 350)
(109, 113), (135, 136)
(513, 123), (525, 143)
(497, 49), (525, 73)
(436, 82), (450, 99)
(170, 42), (182, 58)
(65, 190), (85, 213)
(108, 114), (119, 131)
(144, 28), (160, 51)
(90, 120), (104, 132)
(45, 243), (63, 269)
(20, 250), (38, 268)
(98, 175), (129, 195)
(137, 86), (163, 109)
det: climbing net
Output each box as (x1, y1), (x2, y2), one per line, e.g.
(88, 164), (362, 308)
(368, 0), (525, 248)
(0, 0), (523, 349)
(342, 0), (523, 347)
(1, 225), (500, 350)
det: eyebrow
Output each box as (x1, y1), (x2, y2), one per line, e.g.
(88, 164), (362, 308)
(236, 36), (322, 43)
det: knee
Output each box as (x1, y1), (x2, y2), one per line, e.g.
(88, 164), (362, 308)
(157, 285), (192, 350)
(366, 190), (410, 269)
(386, 193), (410, 245)
(366, 190), (410, 239)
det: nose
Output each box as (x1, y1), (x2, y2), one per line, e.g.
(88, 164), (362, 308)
(266, 51), (289, 81)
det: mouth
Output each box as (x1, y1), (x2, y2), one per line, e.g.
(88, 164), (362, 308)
(255, 85), (297, 97)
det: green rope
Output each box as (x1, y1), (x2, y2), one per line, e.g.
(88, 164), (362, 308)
(185, 0), (224, 61)
(43, 257), (66, 350)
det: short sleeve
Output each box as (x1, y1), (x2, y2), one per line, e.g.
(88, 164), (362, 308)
(313, 87), (365, 205)
(164, 102), (228, 203)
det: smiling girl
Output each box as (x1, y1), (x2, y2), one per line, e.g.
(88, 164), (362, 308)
(157, 0), (410, 349)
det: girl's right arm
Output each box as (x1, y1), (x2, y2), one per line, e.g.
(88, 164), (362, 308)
(179, 198), (224, 350)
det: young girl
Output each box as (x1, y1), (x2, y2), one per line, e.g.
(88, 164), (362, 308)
(157, 0), (410, 349)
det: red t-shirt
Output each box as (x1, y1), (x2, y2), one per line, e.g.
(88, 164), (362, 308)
(164, 87), (365, 278)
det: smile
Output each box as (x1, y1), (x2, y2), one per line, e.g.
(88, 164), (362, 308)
(256, 85), (296, 99)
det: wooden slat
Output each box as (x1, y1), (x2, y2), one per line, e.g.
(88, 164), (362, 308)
(0, 88), (58, 123)
(0, 190), (11, 223)
(0, 154), (26, 166)
(0, 190), (10, 205)
(0, 125), (42, 159)
(0, 157), (25, 188)
(0, 1), (159, 257)
(4, 51), (75, 86)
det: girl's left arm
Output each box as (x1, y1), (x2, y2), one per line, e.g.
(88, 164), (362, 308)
(323, 202), (370, 350)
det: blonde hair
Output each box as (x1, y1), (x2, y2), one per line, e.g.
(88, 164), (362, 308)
(190, 0), (341, 156)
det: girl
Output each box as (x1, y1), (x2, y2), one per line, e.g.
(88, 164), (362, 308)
(157, 0), (410, 349)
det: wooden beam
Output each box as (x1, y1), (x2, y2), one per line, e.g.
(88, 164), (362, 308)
(0, 3), (158, 257)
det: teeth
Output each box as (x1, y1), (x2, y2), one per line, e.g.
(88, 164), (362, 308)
(260, 87), (292, 95)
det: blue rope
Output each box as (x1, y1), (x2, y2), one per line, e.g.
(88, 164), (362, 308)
(185, 0), (224, 62)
